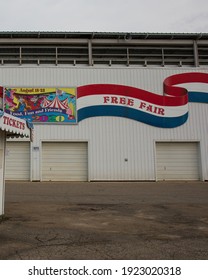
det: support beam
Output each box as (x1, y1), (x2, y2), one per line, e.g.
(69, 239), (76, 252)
(193, 40), (199, 67)
(88, 40), (93, 66)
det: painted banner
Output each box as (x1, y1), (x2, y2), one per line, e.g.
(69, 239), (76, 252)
(2, 72), (208, 127)
(4, 87), (76, 123)
(77, 72), (208, 128)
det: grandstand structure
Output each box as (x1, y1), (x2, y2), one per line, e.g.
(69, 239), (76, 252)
(0, 32), (207, 67)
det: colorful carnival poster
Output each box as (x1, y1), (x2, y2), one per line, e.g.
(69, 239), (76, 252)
(4, 87), (76, 123)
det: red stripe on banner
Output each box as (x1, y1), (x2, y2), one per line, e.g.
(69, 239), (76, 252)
(77, 72), (208, 107)
(77, 84), (186, 106)
(163, 72), (208, 96)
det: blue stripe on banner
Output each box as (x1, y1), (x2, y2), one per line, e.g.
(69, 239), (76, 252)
(188, 91), (208, 103)
(78, 105), (188, 128)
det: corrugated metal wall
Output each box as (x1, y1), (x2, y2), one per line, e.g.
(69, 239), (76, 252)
(1, 66), (208, 181)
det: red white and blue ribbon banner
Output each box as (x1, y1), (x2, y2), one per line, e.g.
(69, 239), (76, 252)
(77, 72), (208, 128)
(1, 72), (208, 128)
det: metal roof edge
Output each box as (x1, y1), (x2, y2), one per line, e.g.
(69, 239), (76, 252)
(0, 31), (207, 40)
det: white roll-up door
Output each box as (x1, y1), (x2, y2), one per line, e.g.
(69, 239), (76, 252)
(156, 142), (200, 180)
(5, 141), (30, 180)
(42, 142), (88, 181)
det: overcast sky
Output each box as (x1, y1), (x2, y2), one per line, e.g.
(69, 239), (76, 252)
(0, 0), (207, 33)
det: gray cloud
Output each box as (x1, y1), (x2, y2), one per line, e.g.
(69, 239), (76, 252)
(0, 0), (207, 32)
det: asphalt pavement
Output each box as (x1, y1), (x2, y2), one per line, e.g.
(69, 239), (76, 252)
(0, 180), (208, 260)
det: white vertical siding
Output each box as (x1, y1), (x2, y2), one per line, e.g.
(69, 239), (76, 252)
(1, 66), (208, 181)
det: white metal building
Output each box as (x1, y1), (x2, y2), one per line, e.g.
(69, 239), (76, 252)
(1, 32), (208, 181)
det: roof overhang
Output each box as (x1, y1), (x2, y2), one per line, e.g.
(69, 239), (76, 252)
(0, 111), (33, 139)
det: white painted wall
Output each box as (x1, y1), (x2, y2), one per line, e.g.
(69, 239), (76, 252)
(1, 66), (208, 181)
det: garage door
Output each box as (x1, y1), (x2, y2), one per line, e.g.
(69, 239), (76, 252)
(42, 142), (88, 181)
(156, 142), (200, 180)
(5, 141), (30, 180)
